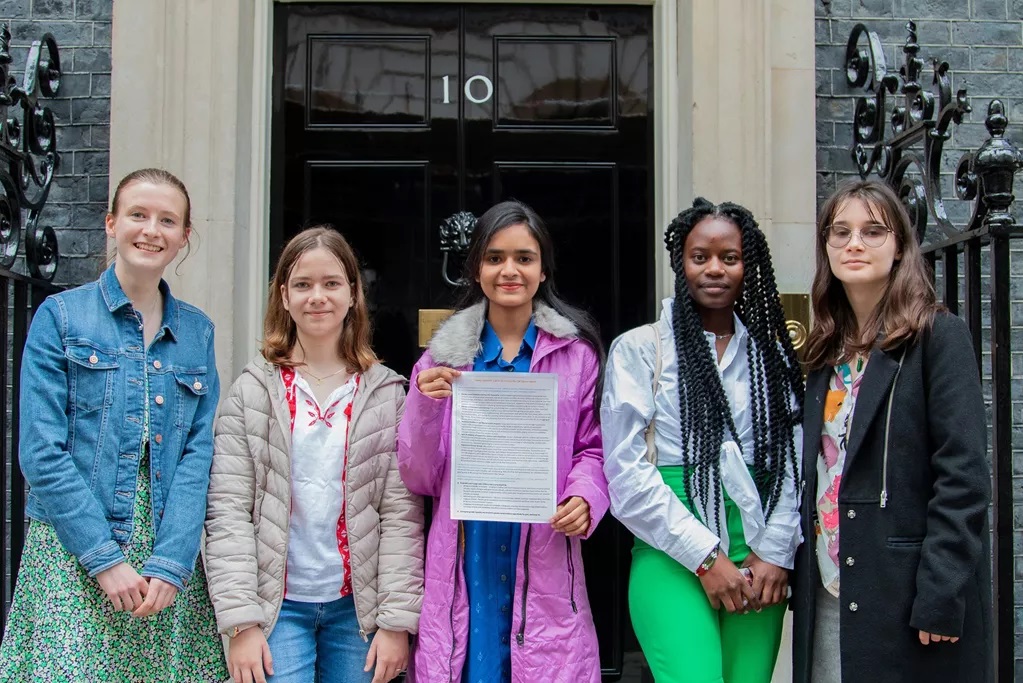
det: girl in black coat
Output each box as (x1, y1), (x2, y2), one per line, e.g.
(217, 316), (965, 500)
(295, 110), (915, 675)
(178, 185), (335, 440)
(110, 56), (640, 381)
(792, 180), (991, 683)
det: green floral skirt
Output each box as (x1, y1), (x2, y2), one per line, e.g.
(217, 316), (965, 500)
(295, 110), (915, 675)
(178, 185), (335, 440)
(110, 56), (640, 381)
(0, 453), (228, 682)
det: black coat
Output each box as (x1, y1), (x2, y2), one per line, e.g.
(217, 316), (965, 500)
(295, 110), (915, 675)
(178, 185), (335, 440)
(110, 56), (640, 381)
(791, 312), (991, 683)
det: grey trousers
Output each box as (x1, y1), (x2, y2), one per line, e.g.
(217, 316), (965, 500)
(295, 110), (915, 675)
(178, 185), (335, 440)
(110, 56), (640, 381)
(811, 581), (842, 683)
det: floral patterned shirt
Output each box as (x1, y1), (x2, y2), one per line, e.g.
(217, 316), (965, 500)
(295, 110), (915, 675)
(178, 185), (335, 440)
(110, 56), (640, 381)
(815, 356), (868, 597)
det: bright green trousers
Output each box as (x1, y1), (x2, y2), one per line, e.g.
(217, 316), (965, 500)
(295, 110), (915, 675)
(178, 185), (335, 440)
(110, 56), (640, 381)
(629, 466), (786, 683)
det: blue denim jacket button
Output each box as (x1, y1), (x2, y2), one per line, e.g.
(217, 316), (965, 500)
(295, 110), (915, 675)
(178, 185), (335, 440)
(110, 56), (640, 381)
(154, 395), (164, 405)
(88, 354), (98, 364)
(153, 360), (162, 369)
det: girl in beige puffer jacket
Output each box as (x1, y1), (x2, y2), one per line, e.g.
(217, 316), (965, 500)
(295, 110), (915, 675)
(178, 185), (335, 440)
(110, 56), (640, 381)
(204, 227), (425, 683)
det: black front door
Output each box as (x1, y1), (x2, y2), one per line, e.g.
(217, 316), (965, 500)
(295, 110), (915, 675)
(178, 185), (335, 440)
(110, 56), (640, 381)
(271, 4), (653, 678)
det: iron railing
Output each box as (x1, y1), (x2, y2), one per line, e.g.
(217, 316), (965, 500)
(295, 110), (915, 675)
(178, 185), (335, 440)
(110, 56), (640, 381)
(846, 20), (1022, 682)
(0, 24), (63, 637)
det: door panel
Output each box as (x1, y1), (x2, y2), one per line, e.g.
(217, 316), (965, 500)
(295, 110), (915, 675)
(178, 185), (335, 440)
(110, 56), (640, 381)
(305, 35), (433, 127)
(272, 5), (653, 678)
(493, 37), (617, 128)
(462, 4), (653, 345)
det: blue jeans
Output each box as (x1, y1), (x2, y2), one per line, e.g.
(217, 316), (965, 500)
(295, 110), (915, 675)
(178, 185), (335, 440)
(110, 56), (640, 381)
(267, 596), (372, 683)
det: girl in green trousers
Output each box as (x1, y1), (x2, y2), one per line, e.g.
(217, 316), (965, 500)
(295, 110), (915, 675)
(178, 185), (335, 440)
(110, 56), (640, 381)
(601, 198), (804, 683)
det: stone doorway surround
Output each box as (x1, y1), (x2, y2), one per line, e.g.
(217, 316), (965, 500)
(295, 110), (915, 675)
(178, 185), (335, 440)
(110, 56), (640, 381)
(109, 0), (816, 381)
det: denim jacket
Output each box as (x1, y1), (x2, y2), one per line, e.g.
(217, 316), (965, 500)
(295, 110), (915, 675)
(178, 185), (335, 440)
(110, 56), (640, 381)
(19, 264), (220, 590)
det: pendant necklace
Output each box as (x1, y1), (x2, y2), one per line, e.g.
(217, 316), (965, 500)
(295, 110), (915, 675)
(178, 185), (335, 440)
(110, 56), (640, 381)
(715, 332), (733, 340)
(300, 366), (347, 386)
(134, 293), (162, 332)
(844, 349), (865, 376)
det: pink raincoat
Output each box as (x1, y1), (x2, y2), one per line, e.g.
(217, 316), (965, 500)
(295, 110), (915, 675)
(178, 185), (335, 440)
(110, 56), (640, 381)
(397, 302), (608, 683)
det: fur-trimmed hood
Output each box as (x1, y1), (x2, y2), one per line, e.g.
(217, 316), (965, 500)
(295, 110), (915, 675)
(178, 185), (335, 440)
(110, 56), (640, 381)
(427, 301), (579, 368)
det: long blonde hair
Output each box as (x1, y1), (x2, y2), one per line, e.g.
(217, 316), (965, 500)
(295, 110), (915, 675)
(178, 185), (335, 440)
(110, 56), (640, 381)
(261, 226), (377, 372)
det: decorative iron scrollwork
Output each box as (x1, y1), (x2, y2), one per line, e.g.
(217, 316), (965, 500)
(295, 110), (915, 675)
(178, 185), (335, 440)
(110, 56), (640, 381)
(439, 211), (476, 287)
(26, 216), (57, 280)
(846, 21), (975, 243)
(0, 24), (61, 280)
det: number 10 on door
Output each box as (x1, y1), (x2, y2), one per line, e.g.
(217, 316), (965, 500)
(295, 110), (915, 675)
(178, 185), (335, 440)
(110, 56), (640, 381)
(442, 75), (494, 105)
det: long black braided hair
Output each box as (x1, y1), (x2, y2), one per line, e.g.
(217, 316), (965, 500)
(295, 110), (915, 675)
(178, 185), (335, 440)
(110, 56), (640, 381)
(665, 197), (804, 534)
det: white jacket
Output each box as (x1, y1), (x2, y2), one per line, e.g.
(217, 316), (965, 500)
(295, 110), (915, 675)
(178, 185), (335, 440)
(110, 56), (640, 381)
(600, 298), (802, 571)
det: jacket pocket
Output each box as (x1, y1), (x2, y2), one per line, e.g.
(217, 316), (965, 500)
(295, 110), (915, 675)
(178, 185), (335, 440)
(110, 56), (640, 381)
(886, 536), (924, 548)
(65, 344), (119, 412)
(173, 370), (209, 428)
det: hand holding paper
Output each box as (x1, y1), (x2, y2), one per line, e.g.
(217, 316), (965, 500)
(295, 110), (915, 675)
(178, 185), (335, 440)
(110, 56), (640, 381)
(416, 366), (462, 398)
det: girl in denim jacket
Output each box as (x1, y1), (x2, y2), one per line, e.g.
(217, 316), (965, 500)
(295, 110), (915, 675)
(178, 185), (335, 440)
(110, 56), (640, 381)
(0, 169), (227, 681)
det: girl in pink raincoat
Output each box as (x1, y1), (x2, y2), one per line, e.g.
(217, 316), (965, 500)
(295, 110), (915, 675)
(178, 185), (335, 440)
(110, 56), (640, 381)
(398, 200), (608, 683)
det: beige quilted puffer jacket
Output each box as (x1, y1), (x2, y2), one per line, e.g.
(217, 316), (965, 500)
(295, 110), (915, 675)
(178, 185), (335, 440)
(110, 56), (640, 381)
(204, 356), (425, 639)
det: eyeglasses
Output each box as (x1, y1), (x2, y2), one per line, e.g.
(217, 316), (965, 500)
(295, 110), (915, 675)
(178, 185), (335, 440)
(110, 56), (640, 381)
(824, 224), (893, 249)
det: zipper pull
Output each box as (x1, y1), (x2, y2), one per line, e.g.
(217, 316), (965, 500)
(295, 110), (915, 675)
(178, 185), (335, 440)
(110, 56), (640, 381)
(879, 490), (888, 509)
(516, 633), (524, 646)
(359, 629), (368, 643)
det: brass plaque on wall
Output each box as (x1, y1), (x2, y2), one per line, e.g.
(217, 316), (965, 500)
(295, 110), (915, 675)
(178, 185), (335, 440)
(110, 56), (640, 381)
(419, 309), (455, 347)
(780, 293), (811, 372)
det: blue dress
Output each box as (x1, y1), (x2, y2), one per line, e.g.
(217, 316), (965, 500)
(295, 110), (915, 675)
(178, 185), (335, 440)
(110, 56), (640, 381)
(462, 319), (538, 683)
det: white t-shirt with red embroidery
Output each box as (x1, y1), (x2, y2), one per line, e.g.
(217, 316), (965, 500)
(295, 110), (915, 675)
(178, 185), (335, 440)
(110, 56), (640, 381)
(280, 366), (359, 603)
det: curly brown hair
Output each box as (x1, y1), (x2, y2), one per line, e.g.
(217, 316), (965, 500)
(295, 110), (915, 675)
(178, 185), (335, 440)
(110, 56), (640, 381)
(261, 226), (377, 372)
(805, 179), (939, 369)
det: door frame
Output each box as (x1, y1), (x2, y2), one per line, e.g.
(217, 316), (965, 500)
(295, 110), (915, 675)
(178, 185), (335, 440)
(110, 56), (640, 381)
(109, 0), (816, 380)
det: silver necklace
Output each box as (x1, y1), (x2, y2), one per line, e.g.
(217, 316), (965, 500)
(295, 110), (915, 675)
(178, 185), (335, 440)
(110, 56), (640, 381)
(135, 293), (162, 326)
